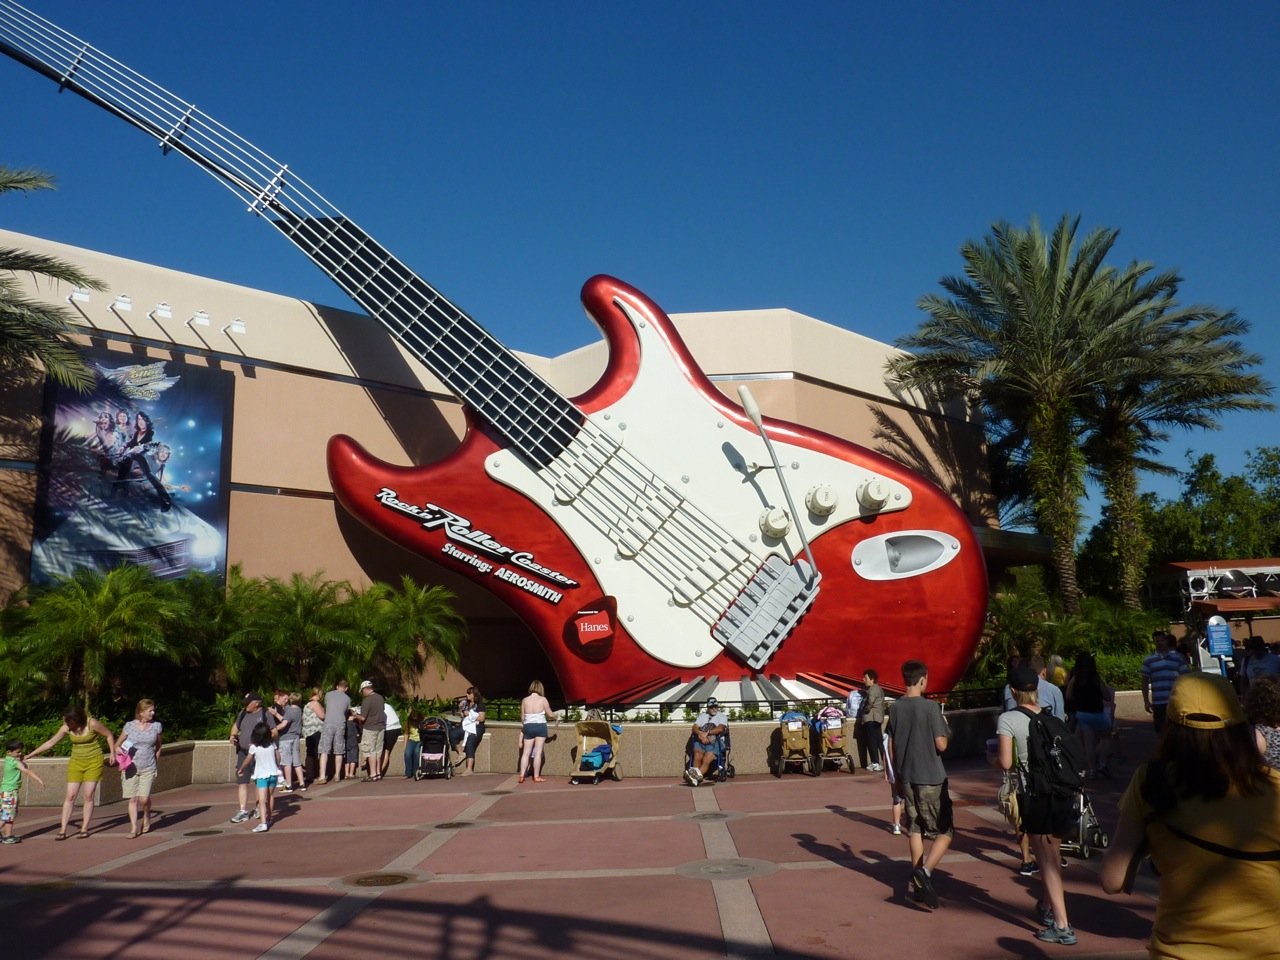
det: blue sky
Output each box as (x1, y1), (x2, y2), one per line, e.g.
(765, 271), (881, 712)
(3, 2), (1277, 515)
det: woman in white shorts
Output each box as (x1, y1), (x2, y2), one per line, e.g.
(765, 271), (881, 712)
(120, 698), (162, 838)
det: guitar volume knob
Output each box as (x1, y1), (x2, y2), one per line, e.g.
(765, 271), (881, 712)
(805, 484), (838, 516)
(758, 507), (791, 539)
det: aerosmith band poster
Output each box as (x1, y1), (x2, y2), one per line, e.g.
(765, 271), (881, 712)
(31, 347), (233, 584)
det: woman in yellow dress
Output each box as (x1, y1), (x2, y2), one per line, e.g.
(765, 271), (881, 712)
(26, 706), (117, 839)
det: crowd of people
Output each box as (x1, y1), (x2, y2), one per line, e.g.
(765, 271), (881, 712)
(5, 638), (1280, 957)
(0, 679), (488, 840)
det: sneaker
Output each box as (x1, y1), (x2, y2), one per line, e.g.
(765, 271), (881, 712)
(251, 823), (270, 834)
(1036, 901), (1055, 926)
(682, 768), (697, 786)
(869, 763), (883, 772)
(1035, 924), (1077, 946)
(250, 809), (261, 820)
(295, 785), (307, 793)
(1, 836), (18, 844)
(229, 810), (251, 824)
(891, 823), (903, 836)
(1018, 861), (1039, 877)
(278, 784), (292, 793)
(911, 866), (939, 908)
(687, 767), (703, 785)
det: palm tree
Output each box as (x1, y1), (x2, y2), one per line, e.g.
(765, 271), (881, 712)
(889, 215), (1167, 613)
(353, 576), (466, 691)
(4, 564), (189, 710)
(167, 565), (269, 692)
(240, 571), (358, 690)
(1, 167), (102, 391)
(1082, 291), (1272, 608)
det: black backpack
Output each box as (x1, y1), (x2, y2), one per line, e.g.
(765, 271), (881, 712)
(1016, 707), (1086, 798)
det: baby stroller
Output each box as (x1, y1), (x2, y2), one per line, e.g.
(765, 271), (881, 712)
(812, 704), (854, 774)
(773, 710), (817, 776)
(1060, 788), (1109, 858)
(570, 720), (622, 784)
(414, 716), (455, 780)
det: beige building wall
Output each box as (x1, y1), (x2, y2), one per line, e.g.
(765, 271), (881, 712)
(0, 228), (1001, 696)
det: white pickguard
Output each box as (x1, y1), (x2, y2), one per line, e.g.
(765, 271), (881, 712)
(484, 299), (912, 669)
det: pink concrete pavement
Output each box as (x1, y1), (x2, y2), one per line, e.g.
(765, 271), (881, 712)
(0, 721), (1161, 959)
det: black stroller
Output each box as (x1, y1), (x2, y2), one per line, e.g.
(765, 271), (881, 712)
(415, 716), (456, 780)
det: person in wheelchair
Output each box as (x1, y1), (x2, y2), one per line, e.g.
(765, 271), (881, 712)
(684, 698), (731, 785)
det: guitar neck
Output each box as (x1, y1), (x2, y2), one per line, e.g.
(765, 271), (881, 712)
(0, 1), (581, 465)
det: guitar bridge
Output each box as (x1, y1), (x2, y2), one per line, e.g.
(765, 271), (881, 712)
(712, 556), (820, 669)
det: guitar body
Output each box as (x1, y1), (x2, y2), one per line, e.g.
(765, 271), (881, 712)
(329, 276), (987, 701)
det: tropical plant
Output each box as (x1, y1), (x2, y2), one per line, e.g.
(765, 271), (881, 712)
(967, 569), (1163, 684)
(166, 565), (267, 692)
(0, 563), (189, 709)
(1080, 281), (1272, 608)
(234, 570), (358, 690)
(0, 166), (102, 391)
(890, 215), (1219, 612)
(347, 575), (465, 690)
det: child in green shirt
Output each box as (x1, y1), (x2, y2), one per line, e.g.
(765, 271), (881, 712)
(2, 738), (45, 844)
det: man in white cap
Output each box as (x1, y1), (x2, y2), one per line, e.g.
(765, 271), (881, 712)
(685, 697), (728, 785)
(355, 680), (386, 781)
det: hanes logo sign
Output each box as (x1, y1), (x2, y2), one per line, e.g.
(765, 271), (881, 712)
(573, 607), (614, 645)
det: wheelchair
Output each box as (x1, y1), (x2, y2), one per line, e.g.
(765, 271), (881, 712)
(684, 727), (735, 783)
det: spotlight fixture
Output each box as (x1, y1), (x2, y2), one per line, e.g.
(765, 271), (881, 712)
(222, 318), (246, 335)
(112, 294), (133, 312)
(67, 286), (92, 304)
(186, 310), (210, 328)
(148, 301), (173, 321)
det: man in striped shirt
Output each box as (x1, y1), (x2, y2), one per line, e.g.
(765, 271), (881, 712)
(1141, 631), (1189, 734)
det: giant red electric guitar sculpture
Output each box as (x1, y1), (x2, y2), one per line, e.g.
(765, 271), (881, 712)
(1, 2), (988, 703)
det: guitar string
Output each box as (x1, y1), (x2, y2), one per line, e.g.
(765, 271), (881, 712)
(1, 4), (796, 633)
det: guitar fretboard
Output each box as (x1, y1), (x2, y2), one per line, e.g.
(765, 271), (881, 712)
(0, 0), (582, 466)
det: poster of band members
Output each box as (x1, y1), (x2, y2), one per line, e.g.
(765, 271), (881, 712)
(31, 347), (233, 584)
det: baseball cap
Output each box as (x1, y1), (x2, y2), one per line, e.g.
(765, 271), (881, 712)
(1009, 666), (1038, 693)
(1167, 673), (1245, 730)
(242, 691), (263, 704)
(705, 697), (719, 708)
(359, 680), (373, 689)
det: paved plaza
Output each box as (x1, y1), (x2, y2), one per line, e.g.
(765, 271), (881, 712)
(0, 723), (1160, 959)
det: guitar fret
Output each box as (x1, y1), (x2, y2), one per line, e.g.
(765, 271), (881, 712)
(158, 105), (194, 155)
(57, 41), (86, 87)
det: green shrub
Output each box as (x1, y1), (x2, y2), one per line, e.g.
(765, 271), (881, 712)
(1093, 651), (1147, 690)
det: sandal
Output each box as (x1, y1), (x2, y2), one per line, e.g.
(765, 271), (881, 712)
(54, 832), (68, 841)
(128, 830), (140, 839)
(142, 815), (151, 834)
(76, 831), (90, 839)
(517, 777), (525, 784)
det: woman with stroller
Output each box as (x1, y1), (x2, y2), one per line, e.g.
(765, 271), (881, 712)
(1065, 652), (1115, 779)
(1100, 673), (1280, 958)
(518, 680), (558, 784)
